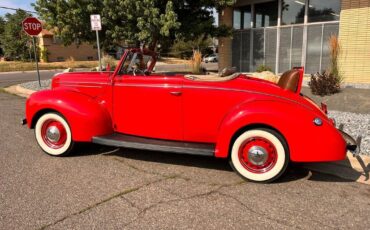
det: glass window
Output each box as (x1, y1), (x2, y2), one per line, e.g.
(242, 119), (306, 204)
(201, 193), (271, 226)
(281, 0), (305, 25)
(233, 10), (241, 29)
(119, 52), (153, 75)
(308, 0), (341, 22)
(242, 6), (252, 29)
(254, 1), (278, 28)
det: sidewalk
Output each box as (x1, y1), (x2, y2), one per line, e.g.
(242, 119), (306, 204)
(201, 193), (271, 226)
(301, 87), (370, 114)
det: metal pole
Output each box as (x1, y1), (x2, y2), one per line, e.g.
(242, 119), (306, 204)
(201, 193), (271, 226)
(32, 36), (41, 87)
(319, 24), (324, 73)
(96, 30), (102, 71)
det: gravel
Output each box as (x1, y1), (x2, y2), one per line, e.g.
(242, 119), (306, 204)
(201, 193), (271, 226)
(329, 111), (370, 155)
(20, 79), (51, 91)
(20, 80), (369, 155)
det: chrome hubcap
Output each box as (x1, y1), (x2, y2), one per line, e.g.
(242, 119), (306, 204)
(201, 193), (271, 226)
(248, 146), (268, 166)
(46, 126), (61, 142)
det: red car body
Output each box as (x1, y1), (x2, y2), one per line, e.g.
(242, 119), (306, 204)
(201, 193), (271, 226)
(24, 48), (355, 182)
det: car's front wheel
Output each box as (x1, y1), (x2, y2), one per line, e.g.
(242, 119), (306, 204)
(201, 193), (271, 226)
(35, 112), (75, 156)
(229, 128), (289, 183)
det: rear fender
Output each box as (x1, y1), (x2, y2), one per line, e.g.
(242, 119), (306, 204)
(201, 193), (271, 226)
(26, 89), (113, 142)
(215, 100), (346, 162)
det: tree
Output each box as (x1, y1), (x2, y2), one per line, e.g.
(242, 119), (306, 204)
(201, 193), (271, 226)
(0, 16), (5, 56)
(33, 0), (233, 50)
(170, 36), (213, 58)
(0, 10), (33, 61)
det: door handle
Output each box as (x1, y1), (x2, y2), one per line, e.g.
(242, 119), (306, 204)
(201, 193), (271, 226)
(170, 91), (182, 96)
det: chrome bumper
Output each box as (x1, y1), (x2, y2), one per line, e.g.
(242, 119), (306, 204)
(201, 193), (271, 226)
(339, 129), (360, 156)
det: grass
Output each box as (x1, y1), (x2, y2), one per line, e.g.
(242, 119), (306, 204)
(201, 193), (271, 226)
(0, 60), (99, 72)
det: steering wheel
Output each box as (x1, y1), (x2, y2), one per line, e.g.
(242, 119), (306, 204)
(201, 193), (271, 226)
(133, 68), (146, 76)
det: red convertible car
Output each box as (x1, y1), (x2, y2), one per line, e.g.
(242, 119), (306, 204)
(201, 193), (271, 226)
(24, 48), (358, 182)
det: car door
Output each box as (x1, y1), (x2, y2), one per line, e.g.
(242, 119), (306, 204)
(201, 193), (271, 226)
(113, 73), (183, 141)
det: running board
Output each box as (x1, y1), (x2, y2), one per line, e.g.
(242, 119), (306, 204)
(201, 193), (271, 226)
(92, 133), (215, 156)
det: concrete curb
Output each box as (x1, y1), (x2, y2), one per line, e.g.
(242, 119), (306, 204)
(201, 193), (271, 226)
(3, 84), (370, 185)
(4, 84), (36, 98)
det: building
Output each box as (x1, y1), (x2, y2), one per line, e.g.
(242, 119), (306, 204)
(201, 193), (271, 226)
(219, 0), (370, 83)
(38, 29), (98, 62)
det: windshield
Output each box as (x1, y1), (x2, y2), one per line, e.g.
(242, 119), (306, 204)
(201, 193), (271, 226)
(118, 51), (154, 75)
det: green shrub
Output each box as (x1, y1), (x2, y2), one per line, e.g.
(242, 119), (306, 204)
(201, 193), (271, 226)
(256, 65), (272, 73)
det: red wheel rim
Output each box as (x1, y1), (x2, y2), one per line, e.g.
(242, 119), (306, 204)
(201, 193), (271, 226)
(238, 137), (278, 174)
(41, 119), (67, 149)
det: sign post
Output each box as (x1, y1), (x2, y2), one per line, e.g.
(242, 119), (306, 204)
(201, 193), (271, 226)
(90, 14), (102, 71)
(22, 17), (43, 87)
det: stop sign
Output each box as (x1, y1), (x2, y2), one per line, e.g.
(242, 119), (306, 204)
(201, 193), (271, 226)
(22, 17), (43, 36)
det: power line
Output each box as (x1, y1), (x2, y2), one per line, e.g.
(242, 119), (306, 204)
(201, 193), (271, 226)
(0, 6), (37, 14)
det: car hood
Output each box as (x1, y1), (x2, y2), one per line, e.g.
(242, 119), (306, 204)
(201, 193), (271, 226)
(51, 71), (112, 98)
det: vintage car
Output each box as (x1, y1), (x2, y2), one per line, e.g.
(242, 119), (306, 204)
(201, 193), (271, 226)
(23, 48), (358, 182)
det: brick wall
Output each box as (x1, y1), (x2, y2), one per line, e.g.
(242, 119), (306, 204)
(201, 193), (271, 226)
(39, 36), (97, 62)
(339, 0), (370, 83)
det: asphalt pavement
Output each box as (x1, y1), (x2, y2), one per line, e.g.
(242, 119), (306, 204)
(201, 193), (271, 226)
(0, 70), (59, 88)
(0, 91), (369, 229)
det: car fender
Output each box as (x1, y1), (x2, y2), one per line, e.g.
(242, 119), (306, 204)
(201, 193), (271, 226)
(26, 89), (113, 142)
(215, 99), (346, 162)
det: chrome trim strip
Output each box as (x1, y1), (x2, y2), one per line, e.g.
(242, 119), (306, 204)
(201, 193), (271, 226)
(182, 85), (311, 109)
(61, 81), (109, 85)
(60, 84), (103, 88)
(115, 83), (182, 89)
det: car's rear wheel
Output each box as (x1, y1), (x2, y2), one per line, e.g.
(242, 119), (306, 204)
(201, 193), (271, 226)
(229, 128), (289, 183)
(35, 112), (75, 156)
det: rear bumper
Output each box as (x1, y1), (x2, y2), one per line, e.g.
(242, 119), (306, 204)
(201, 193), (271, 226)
(339, 130), (360, 155)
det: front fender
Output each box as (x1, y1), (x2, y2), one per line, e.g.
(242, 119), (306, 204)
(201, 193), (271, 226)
(26, 89), (113, 142)
(215, 100), (346, 162)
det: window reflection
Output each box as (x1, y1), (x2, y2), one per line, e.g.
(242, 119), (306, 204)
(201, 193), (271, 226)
(254, 1), (278, 28)
(281, 0), (305, 25)
(242, 6), (252, 29)
(233, 10), (241, 29)
(308, 0), (341, 22)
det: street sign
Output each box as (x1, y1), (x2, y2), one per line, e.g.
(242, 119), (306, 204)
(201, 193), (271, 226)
(90, 14), (102, 31)
(22, 17), (42, 87)
(90, 14), (102, 70)
(22, 17), (43, 36)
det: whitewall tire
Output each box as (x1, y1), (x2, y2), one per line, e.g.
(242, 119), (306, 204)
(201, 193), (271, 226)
(35, 112), (74, 156)
(229, 128), (289, 183)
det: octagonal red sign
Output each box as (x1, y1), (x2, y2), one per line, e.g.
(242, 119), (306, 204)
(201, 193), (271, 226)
(22, 17), (43, 36)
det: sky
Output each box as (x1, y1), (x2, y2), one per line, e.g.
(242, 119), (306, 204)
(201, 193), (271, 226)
(0, 0), (36, 16)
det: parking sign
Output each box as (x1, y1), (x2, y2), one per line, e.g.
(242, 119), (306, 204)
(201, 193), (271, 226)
(90, 14), (101, 31)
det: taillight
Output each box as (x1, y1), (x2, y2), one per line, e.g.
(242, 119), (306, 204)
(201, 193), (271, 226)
(321, 102), (328, 114)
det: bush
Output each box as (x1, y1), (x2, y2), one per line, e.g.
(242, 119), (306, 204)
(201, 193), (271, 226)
(256, 65), (272, 73)
(309, 71), (341, 96)
(101, 54), (117, 70)
(309, 35), (342, 96)
(190, 50), (204, 74)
